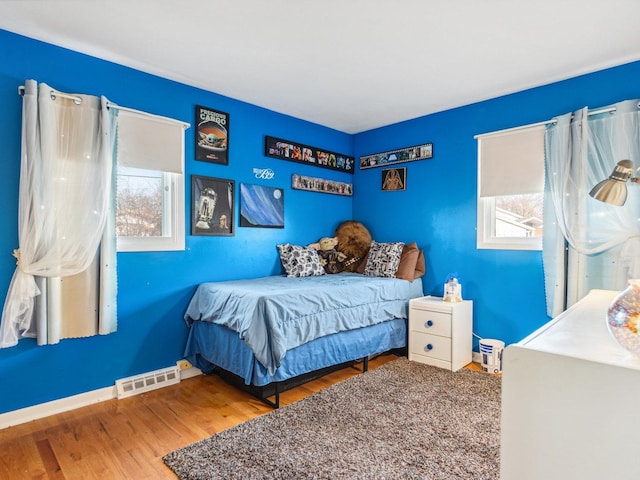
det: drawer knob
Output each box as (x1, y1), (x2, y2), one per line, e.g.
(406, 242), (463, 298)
(424, 320), (434, 328)
(425, 344), (434, 351)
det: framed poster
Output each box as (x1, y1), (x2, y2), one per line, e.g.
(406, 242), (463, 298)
(239, 183), (285, 228)
(191, 175), (234, 236)
(195, 105), (229, 165)
(381, 167), (407, 191)
(292, 174), (353, 196)
(360, 142), (433, 169)
(264, 136), (354, 174)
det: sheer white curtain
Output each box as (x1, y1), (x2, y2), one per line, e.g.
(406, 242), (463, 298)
(0, 80), (117, 348)
(543, 100), (640, 317)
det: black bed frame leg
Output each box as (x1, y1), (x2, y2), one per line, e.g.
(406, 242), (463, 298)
(274, 382), (280, 409)
(363, 356), (369, 372)
(260, 381), (280, 409)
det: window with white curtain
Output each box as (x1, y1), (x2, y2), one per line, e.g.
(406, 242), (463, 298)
(115, 110), (185, 252)
(476, 125), (546, 250)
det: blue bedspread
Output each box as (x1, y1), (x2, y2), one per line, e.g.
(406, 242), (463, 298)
(184, 273), (423, 375)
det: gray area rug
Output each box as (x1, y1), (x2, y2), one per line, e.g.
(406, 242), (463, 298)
(163, 358), (501, 479)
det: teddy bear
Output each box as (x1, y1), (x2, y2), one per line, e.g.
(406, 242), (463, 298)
(334, 221), (372, 272)
(308, 236), (347, 274)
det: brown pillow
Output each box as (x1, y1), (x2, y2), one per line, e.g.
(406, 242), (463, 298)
(395, 242), (419, 281)
(414, 249), (426, 279)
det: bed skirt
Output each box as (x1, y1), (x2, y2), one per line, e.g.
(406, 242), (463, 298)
(184, 318), (408, 387)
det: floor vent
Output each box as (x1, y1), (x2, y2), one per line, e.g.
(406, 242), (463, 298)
(115, 366), (180, 399)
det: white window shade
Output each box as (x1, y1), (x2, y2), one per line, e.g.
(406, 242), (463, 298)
(478, 125), (546, 197)
(117, 110), (185, 173)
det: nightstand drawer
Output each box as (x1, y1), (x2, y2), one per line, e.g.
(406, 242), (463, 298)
(410, 309), (451, 337)
(410, 331), (452, 362)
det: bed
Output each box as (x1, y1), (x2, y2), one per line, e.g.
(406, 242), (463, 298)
(182, 272), (424, 407)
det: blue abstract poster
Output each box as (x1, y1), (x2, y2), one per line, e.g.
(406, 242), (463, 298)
(240, 183), (285, 228)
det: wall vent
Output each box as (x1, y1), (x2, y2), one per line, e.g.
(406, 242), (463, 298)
(115, 366), (180, 399)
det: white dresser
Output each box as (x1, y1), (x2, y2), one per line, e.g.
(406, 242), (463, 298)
(501, 289), (640, 480)
(408, 296), (472, 371)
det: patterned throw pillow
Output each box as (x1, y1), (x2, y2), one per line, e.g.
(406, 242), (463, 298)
(363, 241), (405, 278)
(277, 244), (326, 277)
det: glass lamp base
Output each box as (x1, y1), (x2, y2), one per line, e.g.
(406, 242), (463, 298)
(607, 279), (640, 356)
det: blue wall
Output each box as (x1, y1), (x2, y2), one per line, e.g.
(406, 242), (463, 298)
(0, 30), (353, 414)
(1, 27), (640, 415)
(353, 60), (640, 351)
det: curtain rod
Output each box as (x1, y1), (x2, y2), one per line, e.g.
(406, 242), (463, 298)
(473, 104), (640, 139)
(18, 85), (190, 129)
(106, 102), (190, 129)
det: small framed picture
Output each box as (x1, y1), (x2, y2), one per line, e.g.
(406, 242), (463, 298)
(381, 167), (407, 191)
(195, 105), (229, 165)
(191, 175), (234, 236)
(239, 183), (285, 228)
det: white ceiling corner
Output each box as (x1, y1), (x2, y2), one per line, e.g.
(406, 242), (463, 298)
(1, 0), (639, 133)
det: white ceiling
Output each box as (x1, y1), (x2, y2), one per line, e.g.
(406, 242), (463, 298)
(1, 0), (640, 134)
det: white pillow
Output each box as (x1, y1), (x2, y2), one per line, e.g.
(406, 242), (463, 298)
(277, 244), (326, 277)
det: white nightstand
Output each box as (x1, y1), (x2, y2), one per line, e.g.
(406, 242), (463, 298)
(408, 296), (473, 371)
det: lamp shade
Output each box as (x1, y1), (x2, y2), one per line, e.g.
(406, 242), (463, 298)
(589, 178), (628, 205)
(589, 160), (634, 206)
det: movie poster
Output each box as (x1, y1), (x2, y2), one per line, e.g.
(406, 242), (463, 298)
(195, 105), (229, 165)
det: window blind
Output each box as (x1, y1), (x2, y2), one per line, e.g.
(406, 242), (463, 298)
(116, 110), (185, 173)
(478, 125), (546, 197)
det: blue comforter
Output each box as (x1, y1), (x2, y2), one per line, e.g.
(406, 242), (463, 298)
(184, 273), (423, 375)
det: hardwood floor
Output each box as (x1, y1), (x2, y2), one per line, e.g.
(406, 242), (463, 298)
(0, 355), (397, 479)
(0, 356), (485, 479)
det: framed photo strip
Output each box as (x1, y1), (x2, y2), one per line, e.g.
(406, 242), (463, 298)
(292, 174), (353, 196)
(265, 136), (355, 174)
(360, 143), (432, 169)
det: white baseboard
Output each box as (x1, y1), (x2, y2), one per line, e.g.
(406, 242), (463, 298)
(472, 351), (482, 364)
(0, 366), (202, 430)
(180, 366), (203, 380)
(0, 385), (117, 430)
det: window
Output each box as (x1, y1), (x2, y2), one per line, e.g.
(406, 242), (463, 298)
(115, 110), (186, 252)
(116, 167), (184, 252)
(476, 125), (545, 250)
